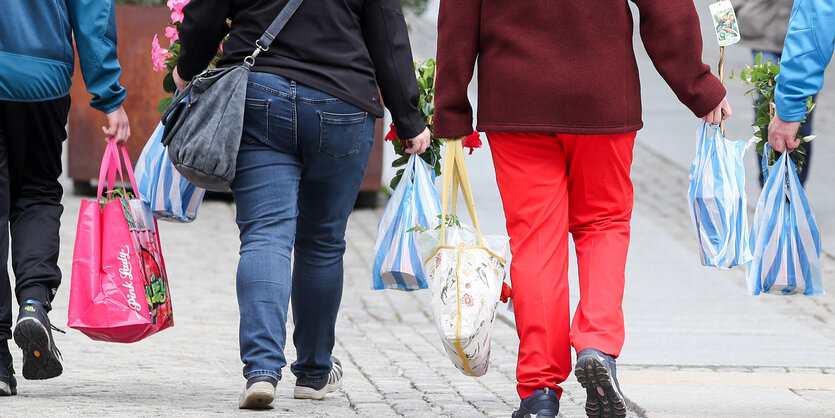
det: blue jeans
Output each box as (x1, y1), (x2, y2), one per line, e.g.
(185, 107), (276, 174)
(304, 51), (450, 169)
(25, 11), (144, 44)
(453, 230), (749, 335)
(753, 50), (814, 185)
(231, 72), (375, 382)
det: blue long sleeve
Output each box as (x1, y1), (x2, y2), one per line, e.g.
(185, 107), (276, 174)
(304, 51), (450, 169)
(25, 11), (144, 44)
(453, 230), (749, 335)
(774, 0), (835, 122)
(66, 0), (126, 114)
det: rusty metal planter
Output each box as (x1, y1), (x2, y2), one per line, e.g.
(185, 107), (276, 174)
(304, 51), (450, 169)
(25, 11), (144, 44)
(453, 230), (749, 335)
(68, 5), (382, 206)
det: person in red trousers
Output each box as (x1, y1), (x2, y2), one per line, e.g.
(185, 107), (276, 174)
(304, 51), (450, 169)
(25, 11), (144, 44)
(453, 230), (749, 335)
(433, 2), (731, 417)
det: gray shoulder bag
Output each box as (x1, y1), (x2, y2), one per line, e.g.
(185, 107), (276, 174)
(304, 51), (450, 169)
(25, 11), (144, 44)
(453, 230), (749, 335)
(160, 0), (303, 191)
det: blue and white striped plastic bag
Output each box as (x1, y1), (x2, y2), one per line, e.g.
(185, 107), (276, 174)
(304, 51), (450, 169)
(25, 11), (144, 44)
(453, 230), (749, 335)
(688, 121), (752, 268)
(747, 148), (823, 295)
(372, 154), (442, 290)
(135, 122), (206, 223)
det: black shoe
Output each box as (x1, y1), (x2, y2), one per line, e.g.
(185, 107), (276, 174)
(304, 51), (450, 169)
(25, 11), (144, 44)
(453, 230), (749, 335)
(575, 349), (626, 418)
(512, 387), (559, 418)
(13, 300), (64, 380)
(0, 361), (15, 396)
(293, 357), (343, 400)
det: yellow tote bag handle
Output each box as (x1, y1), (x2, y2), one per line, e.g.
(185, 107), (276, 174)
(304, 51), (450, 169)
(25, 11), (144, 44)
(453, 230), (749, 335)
(440, 139), (485, 247)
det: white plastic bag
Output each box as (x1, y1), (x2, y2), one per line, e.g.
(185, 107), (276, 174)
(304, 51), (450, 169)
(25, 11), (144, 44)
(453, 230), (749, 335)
(747, 147), (823, 295)
(135, 123), (205, 223)
(372, 154), (441, 290)
(418, 141), (509, 376)
(687, 121), (752, 268)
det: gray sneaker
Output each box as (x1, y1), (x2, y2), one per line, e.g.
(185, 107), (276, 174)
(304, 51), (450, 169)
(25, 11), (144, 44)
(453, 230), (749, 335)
(239, 376), (277, 409)
(293, 357), (343, 400)
(575, 349), (626, 418)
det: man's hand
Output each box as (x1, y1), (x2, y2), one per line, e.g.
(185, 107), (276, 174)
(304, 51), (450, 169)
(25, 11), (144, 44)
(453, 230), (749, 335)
(103, 106), (130, 144)
(173, 67), (189, 91)
(404, 127), (431, 154)
(701, 96), (733, 124)
(768, 115), (802, 153)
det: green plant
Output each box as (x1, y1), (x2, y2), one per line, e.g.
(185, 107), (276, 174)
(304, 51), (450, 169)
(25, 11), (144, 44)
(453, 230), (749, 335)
(731, 53), (814, 170)
(401, 0), (431, 14)
(406, 214), (461, 233)
(100, 188), (136, 208)
(386, 59), (444, 189)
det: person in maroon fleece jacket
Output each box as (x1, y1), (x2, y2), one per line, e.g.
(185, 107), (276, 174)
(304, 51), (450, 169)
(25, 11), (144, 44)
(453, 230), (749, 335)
(433, 2), (731, 417)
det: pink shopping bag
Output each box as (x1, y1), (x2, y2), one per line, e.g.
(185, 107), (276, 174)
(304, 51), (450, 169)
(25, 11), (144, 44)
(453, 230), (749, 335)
(68, 141), (173, 343)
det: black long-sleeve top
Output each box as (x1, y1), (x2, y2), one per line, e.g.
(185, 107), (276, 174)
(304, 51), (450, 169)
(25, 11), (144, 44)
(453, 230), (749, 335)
(177, 0), (426, 139)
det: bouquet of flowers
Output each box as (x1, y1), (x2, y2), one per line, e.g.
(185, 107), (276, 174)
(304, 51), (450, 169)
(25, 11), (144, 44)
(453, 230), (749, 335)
(385, 59), (481, 189)
(732, 53), (815, 171)
(151, 0), (225, 112)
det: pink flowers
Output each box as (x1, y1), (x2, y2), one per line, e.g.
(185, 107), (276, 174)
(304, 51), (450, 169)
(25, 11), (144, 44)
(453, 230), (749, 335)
(151, 35), (172, 72)
(462, 294), (474, 307)
(167, 0), (189, 23)
(165, 26), (179, 43)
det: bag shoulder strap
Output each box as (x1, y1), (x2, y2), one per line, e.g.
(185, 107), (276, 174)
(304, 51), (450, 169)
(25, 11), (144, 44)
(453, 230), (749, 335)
(245, 0), (304, 65)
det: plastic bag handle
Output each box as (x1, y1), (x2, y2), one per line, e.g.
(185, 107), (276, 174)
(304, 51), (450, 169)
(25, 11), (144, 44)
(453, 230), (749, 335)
(96, 140), (121, 201)
(95, 140), (140, 202)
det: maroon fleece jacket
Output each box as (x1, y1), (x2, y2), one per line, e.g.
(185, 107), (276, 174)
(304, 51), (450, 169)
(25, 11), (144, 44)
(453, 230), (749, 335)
(433, 1), (727, 138)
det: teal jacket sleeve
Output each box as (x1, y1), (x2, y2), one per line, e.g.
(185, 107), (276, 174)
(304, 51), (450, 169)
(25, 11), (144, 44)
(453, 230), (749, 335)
(67, 0), (127, 114)
(774, 0), (835, 122)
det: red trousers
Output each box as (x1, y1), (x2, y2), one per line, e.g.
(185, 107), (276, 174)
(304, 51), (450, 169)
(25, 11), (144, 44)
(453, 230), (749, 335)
(487, 131), (636, 399)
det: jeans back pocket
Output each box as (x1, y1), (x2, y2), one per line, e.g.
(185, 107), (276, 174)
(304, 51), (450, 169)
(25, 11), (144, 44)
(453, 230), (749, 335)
(318, 111), (368, 160)
(242, 98), (270, 145)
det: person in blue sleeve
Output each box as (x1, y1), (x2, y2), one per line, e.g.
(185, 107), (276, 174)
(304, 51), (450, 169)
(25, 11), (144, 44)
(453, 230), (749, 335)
(735, 0), (816, 185)
(0, 0), (130, 396)
(769, 0), (835, 153)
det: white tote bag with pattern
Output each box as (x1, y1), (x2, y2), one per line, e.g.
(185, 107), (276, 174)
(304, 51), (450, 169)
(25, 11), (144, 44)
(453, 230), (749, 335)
(418, 140), (509, 376)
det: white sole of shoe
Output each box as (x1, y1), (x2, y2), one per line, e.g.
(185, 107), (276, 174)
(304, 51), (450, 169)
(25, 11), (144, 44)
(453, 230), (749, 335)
(293, 380), (342, 400)
(239, 381), (275, 409)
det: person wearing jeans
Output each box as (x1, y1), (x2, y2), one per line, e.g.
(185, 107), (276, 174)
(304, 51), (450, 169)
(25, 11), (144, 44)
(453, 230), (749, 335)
(0, 0), (130, 396)
(735, 0), (815, 184)
(174, 0), (429, 409)
(433, 1), (730, 417)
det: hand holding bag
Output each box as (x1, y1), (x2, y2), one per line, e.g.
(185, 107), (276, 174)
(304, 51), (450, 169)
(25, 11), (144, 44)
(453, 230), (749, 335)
(160, 0), (303, 191)
(418, 140), (510, 376)
(69, 141), (174, 343)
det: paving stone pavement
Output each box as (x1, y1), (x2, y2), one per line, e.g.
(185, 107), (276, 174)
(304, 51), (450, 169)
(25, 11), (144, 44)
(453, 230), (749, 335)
(3, 191), (637, 417)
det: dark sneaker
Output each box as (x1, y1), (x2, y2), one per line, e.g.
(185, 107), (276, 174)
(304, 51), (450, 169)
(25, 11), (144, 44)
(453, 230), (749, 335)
(293, 357), (343, 400)
(0, 363), (15, 396)
(512, 387), (559, 418)
(13, 300), (64, 380)
(575, 348), (626, 418)
(239, 375), (277, 409)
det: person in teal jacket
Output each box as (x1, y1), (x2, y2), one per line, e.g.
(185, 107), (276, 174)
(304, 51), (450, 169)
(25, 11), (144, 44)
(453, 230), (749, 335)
(769, 0), (835, 153)
(0, 0), (130, 396)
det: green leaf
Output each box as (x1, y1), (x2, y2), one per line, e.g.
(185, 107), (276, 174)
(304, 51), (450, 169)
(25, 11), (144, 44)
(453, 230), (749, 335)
(417, 77), (429, 91)
(392, 155), (410, 168)
(390, 173), (403, 190)
(158, 96), (173, 113)
(406, 225), (427, 233)
(163, 72), (177, 94)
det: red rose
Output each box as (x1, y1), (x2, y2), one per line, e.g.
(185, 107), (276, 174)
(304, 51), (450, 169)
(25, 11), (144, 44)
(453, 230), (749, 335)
(463, 131), (482, 154)
(384, 123), (397, 142)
